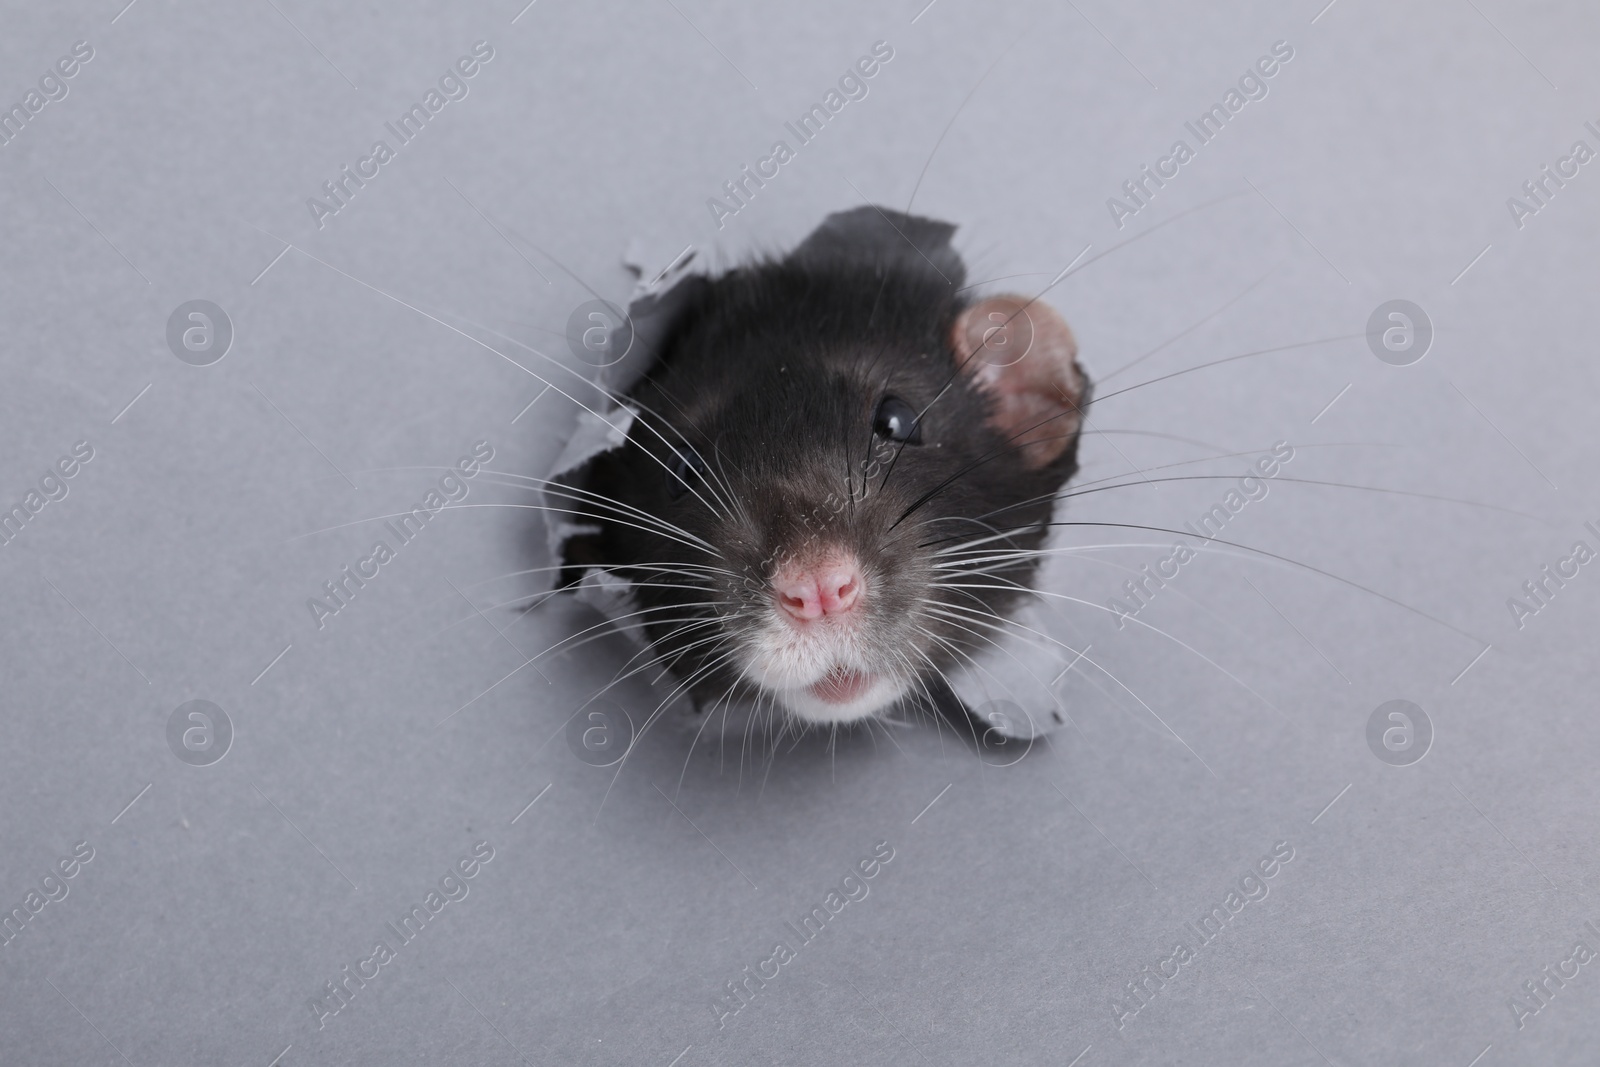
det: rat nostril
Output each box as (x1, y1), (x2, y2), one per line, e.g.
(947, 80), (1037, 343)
(776, 580), (823, 621)
(773, 556), (865, 621)
(825, 571), (861, 612)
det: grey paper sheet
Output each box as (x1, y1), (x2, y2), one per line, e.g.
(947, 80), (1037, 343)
(2, 2), (1598, 1065)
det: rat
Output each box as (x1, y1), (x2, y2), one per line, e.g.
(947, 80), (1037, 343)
(553, 206), (1090, 730)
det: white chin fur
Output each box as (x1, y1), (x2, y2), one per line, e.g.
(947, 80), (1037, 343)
(774, 675), (906, 726)
(739, 609), (906, 726)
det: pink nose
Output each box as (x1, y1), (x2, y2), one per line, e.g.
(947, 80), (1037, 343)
(774, 555), (864, 621)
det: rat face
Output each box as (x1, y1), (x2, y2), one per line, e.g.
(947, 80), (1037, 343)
(558, 213), (1088, 728)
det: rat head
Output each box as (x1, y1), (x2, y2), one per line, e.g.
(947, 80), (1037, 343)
(557, 209), (1088, 727)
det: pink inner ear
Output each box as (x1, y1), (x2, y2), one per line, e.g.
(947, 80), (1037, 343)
(950, 295), (1085, 468)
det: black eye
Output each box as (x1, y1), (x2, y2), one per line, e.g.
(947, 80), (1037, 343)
(873, 395), (922, 445)
(666, 447), (708, 499)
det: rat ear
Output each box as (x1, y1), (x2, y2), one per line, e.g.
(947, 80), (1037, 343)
(949, 295), (1086, 468)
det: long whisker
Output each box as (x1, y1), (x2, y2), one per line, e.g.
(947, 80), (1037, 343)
(889, 331), (1371, 531)
(595, 642), (747, 818)
(286, 500), (719, 558)
(1098, 263), (1280, 382)
(921, 441), (1404, 538)
(1049, 472), (1544, 523)
(421, 306), (741, 522)
(929, 577), (1285, 722)
(1087, 334), (1361, 410)
(871, 191), (1257, 502)
(920, 600), (1218, 776)
(955, 519), (1486, 644)
(904, 32), (1023, 213)
(475, 468), (724, 546)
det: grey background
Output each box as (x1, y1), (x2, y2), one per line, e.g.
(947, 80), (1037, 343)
(2, 0), (1597, 1063)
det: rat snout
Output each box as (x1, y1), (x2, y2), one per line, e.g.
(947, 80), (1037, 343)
(773, 550), (864, 621)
